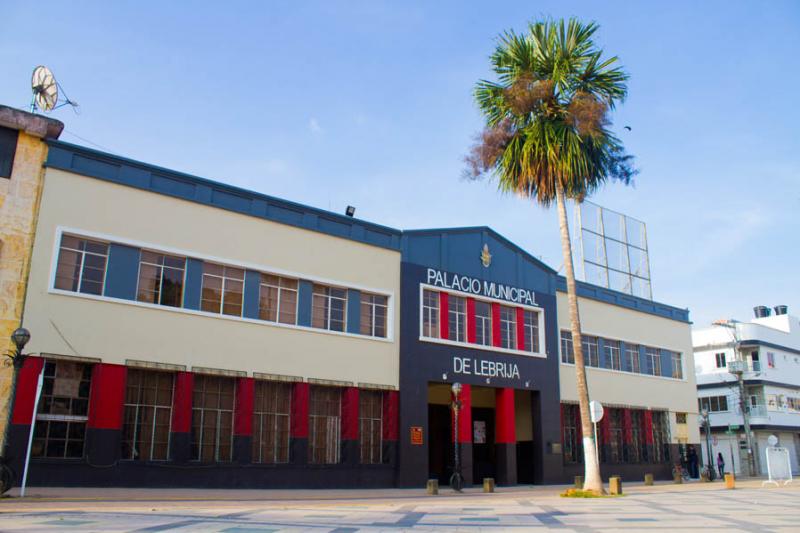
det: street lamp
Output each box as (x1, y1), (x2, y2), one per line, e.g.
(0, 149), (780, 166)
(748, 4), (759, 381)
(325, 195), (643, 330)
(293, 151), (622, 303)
(700, 408), (715, 481)
(450, 382), (463, 492)
(0, 328), (31, 494)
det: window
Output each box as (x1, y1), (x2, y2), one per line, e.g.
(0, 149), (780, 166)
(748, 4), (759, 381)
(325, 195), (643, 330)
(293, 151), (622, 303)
(767, 352), (775, 368)
(787, 397), (800, 412)
(522, 310), (540, 353)
(137, 251), (185, 307)
(0, 125), (19, 179)
(630, 410), (644, 462)
(749, 350), (760, 372)
(671, 352), (683, 379)
(608, 409), (624, 463)
(625, 344), (640, 373)
(309, 386), (341, 464)
(54, 235), (109, 296)
(312, 284), (347, 332)
(651, 411), (670, 463)
(122, 369), (173, 461)
(698, 395), (728, 413)
(475, 301), (492, 346)
(191, 375), (235, 462)
(359, 390), (382, 464)
(560, 331), (575, 364)
(715, 352), (727, 368)
(252, 381), (291, 464)
(499, 305), (517, 350)
(561, 404), (582, 464)
(645, 347), (661, 376)
(421, 289), (439, 338)
(259, 274), (298, 325)
(676, 412), (687, 424)
(582, 336), (599, 367)
(604, 340), (621, 371)
(201, 263), (244, 317)
(360, 292), (388, 338)
(32, 359), (92, 459)
(448, 295), (467, 342)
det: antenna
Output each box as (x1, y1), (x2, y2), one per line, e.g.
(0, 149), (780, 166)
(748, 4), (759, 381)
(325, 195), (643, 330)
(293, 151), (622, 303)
(30, 65), (79, 114)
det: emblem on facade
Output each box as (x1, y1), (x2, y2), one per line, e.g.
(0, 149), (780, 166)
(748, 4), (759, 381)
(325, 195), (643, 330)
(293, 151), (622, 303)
(480, 244), (492, 267)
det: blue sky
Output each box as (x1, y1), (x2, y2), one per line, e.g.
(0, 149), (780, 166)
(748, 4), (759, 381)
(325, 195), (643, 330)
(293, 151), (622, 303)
(3, 1), (798, 327)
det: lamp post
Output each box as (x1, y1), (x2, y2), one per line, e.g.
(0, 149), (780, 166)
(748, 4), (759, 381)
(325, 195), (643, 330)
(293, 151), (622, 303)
(700, 408), (715, 481)
(0, 328), (31, 494)
(450, 382), (463, 492)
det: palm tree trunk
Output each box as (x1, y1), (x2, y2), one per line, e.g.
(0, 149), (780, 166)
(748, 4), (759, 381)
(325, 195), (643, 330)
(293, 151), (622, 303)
(555, 182), (604, 493)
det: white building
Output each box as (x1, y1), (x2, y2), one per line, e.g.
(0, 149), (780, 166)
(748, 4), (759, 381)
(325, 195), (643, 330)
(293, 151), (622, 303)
(693, 305), (800, 476)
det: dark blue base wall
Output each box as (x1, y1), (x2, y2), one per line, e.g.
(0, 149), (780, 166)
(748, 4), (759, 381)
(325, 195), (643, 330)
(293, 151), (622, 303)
(21, 461), (396, 488)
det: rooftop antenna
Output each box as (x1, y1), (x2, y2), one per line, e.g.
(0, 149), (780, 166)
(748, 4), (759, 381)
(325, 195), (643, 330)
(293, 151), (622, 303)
(30, 65), (79, 114)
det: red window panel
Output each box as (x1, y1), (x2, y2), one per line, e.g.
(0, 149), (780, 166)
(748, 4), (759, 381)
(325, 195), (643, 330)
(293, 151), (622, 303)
(491, 302), (502, 347)
(439, 292), (449, 340)
(466, 298), (477, 343)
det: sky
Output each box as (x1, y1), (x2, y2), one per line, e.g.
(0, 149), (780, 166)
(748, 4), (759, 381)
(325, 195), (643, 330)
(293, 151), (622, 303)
(2, 0), (798, 328)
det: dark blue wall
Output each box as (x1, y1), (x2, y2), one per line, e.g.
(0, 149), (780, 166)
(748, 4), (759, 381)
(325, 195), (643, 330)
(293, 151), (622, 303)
(397, 229), (564, 486)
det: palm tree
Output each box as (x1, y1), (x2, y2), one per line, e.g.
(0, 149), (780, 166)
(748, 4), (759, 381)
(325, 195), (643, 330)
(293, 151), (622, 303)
(466, 18), (635, 493)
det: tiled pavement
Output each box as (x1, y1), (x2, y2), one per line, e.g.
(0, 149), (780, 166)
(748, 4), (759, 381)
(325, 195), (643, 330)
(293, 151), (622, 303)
(0, 481), (798, 531)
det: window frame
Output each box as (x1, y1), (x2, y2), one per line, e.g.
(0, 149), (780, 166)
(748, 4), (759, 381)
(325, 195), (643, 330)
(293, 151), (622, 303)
(251, 380), (291, 464)
(258, 273), (299, 325)
(200, 263), (245, 317)
(359, 390), (383, 465)
(136, 250), (187, 308)
(447, 294), (468, 343)
(121, 369), (174, 462)
(499, 305), (517, 350)
(360, 292), (388, 338)
(53, 234), (110, 296)
(418, 284), (545, 358)
(311, 283), (348, 332)
(190, 374), (236, 463)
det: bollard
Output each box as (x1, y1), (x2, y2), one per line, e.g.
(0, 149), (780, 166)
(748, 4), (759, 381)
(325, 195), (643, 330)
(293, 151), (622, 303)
(427, 479), (439, 495)
(609, 476), (623, 495)
(724, 473), (735, 489)
(574, 475), (583, 489)
(483, 478), (495, 493)
(644, 473), (654, 486)
(673, 470), (683, 484)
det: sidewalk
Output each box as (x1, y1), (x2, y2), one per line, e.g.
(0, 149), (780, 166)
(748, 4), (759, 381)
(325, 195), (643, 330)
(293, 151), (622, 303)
(4, 476), (790, 503)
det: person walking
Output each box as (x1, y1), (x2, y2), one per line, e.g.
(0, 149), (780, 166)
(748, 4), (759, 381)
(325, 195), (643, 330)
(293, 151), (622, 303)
(717, 452), (726, 479)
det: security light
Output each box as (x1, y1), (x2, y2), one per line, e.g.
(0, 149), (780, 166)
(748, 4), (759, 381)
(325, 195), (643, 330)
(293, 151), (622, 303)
(345, 206), (356, 217)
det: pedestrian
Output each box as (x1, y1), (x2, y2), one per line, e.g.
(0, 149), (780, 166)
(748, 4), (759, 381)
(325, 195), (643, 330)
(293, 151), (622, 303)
(687, 445), (699, 478)
(717, 452), (725, 479)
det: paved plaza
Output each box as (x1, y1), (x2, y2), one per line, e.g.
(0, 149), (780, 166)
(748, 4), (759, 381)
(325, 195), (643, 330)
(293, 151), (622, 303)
(0, 480), (797, 532)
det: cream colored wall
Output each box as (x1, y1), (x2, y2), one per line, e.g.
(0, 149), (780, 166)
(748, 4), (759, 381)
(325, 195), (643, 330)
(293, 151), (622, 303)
(557, 291), (701, 443)
(23, 168), (401, 387)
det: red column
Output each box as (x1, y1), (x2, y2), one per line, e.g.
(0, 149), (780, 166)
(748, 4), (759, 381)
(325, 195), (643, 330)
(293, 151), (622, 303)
(643, 410), (654, 444)
(623, 408), (633, 444)
(452, 384), (472, 443)
(491, 302), (501, 347)
(495, 387), (516, 443)
(382, 390), (399, 442)
(291, 382), (310, 439)
(234, 377), (254, 437)
(439, 292), (449, 340)
(87, 363), (127, 430)
(171, 371), (194, 433)
(600, 409), (611, 444)
(515, 307), (526, 351)
(466, 298), (477, 343)
(341, 387), (359, 441)
(11, 356), (44, 425)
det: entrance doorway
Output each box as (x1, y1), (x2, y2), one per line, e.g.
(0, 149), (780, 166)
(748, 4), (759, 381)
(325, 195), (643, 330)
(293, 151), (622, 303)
(472, 407), (495, 482)
(428, 403), (452, 485)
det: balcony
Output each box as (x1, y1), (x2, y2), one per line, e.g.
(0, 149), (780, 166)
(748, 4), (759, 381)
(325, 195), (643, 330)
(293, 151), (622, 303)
(747, 404), (768, 418)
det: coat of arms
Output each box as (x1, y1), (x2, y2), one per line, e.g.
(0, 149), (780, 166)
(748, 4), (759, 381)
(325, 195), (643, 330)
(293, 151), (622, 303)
(480, 244), (492, 267)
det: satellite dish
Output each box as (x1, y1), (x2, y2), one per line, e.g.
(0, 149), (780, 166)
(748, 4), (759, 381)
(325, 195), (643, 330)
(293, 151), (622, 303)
(31, 66), (58, 112)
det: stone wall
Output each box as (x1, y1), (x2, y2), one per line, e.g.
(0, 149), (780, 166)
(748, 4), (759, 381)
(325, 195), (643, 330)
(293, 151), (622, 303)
(0, 130), (53, 447)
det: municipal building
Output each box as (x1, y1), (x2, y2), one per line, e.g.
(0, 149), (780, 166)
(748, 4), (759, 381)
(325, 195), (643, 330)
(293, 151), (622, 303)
(0, 107), (700, 488)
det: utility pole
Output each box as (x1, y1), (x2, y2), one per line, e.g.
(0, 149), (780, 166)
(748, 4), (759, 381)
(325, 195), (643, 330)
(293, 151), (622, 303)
(715, 320), (759, 476)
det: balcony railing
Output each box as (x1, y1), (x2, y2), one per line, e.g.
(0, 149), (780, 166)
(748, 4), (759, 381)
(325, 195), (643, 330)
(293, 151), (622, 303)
(747, 405), (768, 418)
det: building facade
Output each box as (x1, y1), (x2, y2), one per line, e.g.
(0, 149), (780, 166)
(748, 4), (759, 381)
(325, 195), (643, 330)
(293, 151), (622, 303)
(5, 135), (699, 488)
(693, 306), (800, 476)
